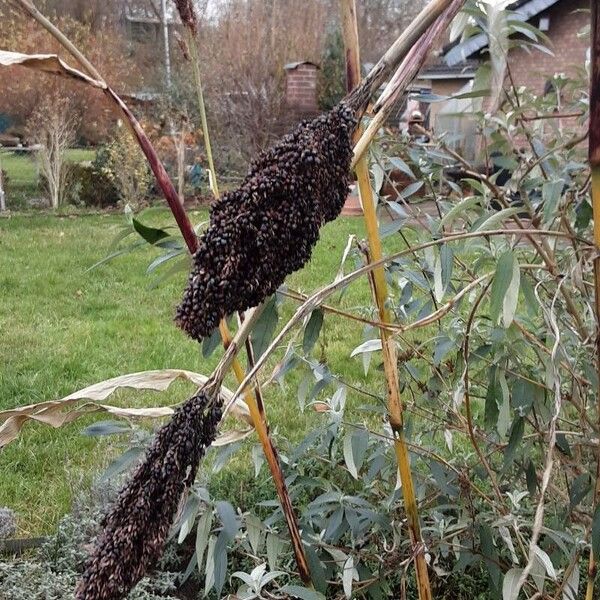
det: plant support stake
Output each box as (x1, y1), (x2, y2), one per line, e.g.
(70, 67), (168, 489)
(587, 3), (600, 599)
(340, 1), (436, 598)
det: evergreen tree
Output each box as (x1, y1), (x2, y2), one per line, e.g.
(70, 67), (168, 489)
(317, 27), (347, 111)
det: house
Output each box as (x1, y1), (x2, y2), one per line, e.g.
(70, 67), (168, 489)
(418, 0), (589, 157)
(123, 3), (181, 43)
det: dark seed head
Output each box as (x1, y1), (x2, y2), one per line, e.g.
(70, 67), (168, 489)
(75, 391), (222, 600)
(175, 102), (356, 341)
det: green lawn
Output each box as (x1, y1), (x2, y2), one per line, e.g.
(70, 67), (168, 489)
(0, 208), (407, 536)
(1, 149), (95, 207)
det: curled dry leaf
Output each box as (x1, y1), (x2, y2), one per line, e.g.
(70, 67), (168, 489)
(0, 50), (105, 88)
(0, 369), (253, 448)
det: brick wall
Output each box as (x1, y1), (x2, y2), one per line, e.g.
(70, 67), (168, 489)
(507, 0), (588, 94)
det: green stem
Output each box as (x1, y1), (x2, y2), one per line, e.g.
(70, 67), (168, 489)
(187, 31), (219, 199)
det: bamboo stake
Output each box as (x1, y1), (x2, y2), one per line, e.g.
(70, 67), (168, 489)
(586, 4), (600, 598)
(186, 32), (219, 199)
(340, 2), (432, 598)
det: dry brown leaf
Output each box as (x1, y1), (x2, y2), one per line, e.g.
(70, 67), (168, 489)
(212, 428), (254, 447)
(0, 370), (253, 448)
(99, 405), (174, 419)
(0, 50), (104, 88)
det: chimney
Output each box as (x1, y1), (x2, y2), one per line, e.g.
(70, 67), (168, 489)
(284, 61), (319, 112)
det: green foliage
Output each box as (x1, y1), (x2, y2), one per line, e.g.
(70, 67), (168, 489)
(67, 163), (120, 208)
(97, 126), (152, 209)
(317, 27), (346, 111)
(3, 2), (600, 599)
(0, 561), (77, 600)
(91, 400), (506, 598)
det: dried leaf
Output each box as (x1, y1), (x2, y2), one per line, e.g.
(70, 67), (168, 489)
(335, 235), (356, 282)
(0, 50), (104, 88)
(211, 428), (253, 447)
(0, 370), (252, 447)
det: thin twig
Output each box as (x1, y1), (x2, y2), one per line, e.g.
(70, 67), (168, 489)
(224, 228), (585, 415)
(461, 280), (506, 506)
(514, 281), (564, 596)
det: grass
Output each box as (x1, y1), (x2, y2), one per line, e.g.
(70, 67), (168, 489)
(0, 148), (95, 207)
(0, 207), (408, 536)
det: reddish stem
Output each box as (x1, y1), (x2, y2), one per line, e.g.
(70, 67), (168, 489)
(106, 88), (199, 254)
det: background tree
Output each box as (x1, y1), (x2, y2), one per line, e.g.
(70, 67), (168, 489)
(0, 4), (141, 144)
(0, 0), (429, 167)
(317, 26), (347, 110)
(186, 0), (428, 170)
(97, 123), (152, 209)
(25, 93), (78, 209)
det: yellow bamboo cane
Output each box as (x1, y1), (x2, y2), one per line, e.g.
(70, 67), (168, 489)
(340, 1), (432, 598)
